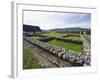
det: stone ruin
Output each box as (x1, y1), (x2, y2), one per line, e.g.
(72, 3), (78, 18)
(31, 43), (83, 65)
(24, 37), (91, 66)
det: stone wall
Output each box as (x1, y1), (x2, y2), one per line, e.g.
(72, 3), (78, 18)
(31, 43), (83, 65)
(24, 37), (90, 66)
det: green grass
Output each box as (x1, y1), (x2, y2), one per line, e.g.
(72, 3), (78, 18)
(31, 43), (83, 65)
(42, 32), (67, 37)
(31, 36), (41, 39)
(83, 35), (91, 42)
(65, 36), (80, 40)
(23, 48), (40, 69)
(47, 40), (83, 52)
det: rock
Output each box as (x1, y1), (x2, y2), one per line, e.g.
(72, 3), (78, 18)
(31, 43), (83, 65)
(62, 54), (66, 60)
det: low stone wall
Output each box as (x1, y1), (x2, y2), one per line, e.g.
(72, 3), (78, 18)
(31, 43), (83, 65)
(34, 34), (48, 37)
(38, 37), (55, 42)
(62, 34), (80, 37)
(24, 34), (48, 37)
(24, 37), (91, 66)
(56, 37), (83, 44)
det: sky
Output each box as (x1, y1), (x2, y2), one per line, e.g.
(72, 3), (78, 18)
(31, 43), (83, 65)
(23, 11), (91, 30)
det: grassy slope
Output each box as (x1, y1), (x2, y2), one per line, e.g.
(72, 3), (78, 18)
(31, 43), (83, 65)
(31, 36), (41, 39)
(48, 40), (83, 52)
(65, 36), (80, 40)
(42, 32), (67, 37)
(84, 35), (91, 42)
(23, 48), (40, 69)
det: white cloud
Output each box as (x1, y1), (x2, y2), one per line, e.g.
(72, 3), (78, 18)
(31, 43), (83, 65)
(24, 11), (91, 30)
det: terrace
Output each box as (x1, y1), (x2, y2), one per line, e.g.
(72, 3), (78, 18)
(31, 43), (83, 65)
(47, 39), (83, 53)
(24, 37), (88, 66)
(24, 30), (91, 68)
(42, 32), (67, 37)
(31, 32), (83, 53)
(64, 35), (80, 41)
(83, 34), (91, 43)
(31, 36), (42, 39)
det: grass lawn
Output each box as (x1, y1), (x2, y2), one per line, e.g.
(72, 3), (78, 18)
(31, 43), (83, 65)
(42, 32), (67, 37)
(23, 48), (40, 69)
(31, 36), (41, 39)
(47, 40), (83, 52)
(65, 36), (80, 40)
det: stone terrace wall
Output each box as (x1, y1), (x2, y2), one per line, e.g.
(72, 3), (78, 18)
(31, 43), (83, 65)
(24, 37), (91, 66)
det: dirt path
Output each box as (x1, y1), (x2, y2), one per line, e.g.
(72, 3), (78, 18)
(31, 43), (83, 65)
(80, 34), (91, 55)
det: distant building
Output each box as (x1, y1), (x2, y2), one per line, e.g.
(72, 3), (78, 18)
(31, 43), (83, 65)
(23, 24), (41, 35)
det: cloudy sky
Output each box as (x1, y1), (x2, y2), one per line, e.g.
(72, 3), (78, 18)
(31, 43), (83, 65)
(23, 11), (91, 30)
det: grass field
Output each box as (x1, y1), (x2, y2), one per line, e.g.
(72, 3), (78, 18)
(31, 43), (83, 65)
(42, 32), (67, 37)
(31, 36), (41, 39)
(64, 36), (80, 40)
(31, 32), (83, 52)
(84, 35), (91, 42)
(23, 48), (40, 69)
(47, 39), (83, 52)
